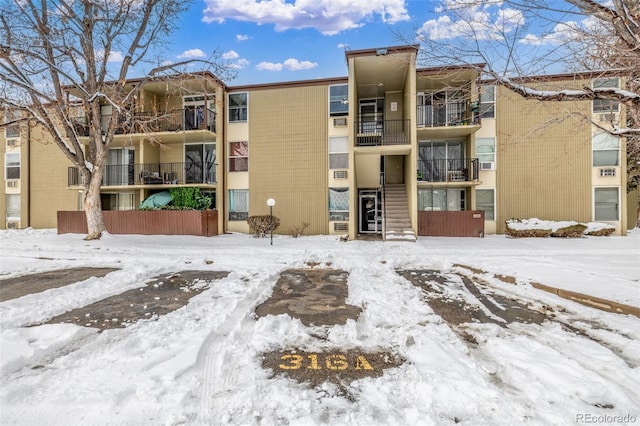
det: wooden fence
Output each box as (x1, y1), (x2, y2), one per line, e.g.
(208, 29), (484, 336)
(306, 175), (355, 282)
(418, 210), (485, 237)
(57, 210), (218, 237)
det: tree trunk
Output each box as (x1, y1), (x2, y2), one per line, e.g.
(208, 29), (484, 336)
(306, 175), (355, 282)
(83, 172), (106, 240)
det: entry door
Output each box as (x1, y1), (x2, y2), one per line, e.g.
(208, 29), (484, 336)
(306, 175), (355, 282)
(359, 99), (384, 133)
(359, 190), (382, 233)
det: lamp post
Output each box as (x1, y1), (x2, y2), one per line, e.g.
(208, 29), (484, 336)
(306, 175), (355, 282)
(267, 198), (276, 245)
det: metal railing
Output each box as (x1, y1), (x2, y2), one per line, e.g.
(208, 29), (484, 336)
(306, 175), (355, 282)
(417, 103), (479, 128)
(417, 158), (479, 182)
(68, 162), (217, 186)
(356, 119), (410, 146)
(71, 107), (216, 136)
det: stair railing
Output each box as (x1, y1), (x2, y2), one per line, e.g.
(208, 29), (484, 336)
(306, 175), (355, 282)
(380, 171), (386, 240)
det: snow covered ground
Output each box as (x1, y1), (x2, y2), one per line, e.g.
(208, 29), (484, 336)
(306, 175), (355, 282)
(0, 228), (639, 425)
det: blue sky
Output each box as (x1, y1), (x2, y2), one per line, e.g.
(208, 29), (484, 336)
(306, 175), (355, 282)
(156, 0), (587, 86)
(162, 0), (436, 86)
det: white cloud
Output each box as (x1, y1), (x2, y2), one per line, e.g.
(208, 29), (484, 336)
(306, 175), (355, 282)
(519, 20), (585, 46)
(283, 58), (318, 70)
(230, 58), (251, 69)
(337, 43), (350, 49)
(236, 34), (250, 42)
(222, 50), (240, 59)
(417, 5), (524, 41)
(108, 51), (124, 63)
(177, 48), (206, 59)
(256, 61), (283, 71)
(202, 0), (410, 35)
(255, 58), (318, 71)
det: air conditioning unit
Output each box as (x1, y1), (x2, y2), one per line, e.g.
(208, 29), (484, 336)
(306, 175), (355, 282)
(333, 222), (348, 231)
(6, 139), (18, 148)
(6, 179), (19, 189)
(599, 113), (619, 123)
(333, 170), (348, 179)
(599, 168), (616, 177)
(480, 162), (495, 171)
(333, 117), (347, 127)
(6, 221), (20, 229)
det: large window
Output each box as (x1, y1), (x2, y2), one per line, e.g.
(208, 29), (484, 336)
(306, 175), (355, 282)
(228, 92), (248, 122)
(329, 188), (349, 221)
(479, 86), (495, 119)
(592, 78), (620, 113)
(476, 189), (495, 221)
(329, 84), (349, 116)
(229, 189), (248, 221)
(229, 142), (248, 172)
(329, 137), (348, 169)
(6, 194), (20, 220)
(418, 140), (465, 181)
(186, 143), (216, 183)
(475, 137), (496, 165)
(5, 153), (20, 179)
(592, 133), (619, 166)
(594, 188), (619, 221)
(418, 188), (466, 211)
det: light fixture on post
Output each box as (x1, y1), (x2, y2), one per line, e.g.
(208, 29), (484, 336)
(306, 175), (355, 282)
(267, 198), (276, 245)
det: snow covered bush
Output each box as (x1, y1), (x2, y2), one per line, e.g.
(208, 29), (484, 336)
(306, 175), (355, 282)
(248, 215), (281, 238)
(506, 218), (615, 238)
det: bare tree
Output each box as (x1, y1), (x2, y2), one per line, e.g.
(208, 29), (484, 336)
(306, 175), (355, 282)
(0, 0), (226, 239)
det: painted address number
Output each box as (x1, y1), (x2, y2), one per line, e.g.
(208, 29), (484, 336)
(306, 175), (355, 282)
(279, 354), (373, 371)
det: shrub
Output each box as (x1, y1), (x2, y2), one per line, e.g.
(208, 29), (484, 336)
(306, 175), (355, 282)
(248, 215), (281, 238)
(169, 187), (211, 210)
(551, 224), (587, 238)
(289, 222), (310, 238)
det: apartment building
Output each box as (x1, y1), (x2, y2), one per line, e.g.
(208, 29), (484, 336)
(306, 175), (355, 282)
(1, 45), (630, 238)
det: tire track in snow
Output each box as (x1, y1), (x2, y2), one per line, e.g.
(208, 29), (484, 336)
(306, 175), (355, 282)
(194, 272), (279, 424)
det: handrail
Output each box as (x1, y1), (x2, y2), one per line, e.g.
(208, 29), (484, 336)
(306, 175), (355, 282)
(380, 171), (386, 240)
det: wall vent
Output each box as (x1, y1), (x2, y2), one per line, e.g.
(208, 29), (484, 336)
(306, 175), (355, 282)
(333, 222), (348, 231)
(480, 162), (494, 171)
(333, 117), (347, 127)
(6, 179), (19, 189)
(333, 170), (348, 179)
(6, 221), (20, 229)
(6, 139), (18, 148)
(599, 168), (616, 177)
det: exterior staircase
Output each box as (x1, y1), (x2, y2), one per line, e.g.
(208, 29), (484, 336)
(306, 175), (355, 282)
(383, 184), (417, 242)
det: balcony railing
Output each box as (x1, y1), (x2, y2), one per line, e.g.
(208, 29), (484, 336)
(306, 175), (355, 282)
(68, 162), (216, 186)
(71, 107), (216, 136)
(356, 119), (410, 147)
(417, 158), (479, 182)
(417, 104), (479, 128)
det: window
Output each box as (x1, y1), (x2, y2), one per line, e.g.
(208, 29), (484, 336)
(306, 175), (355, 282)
(592, 78), (619, 113)
(329, 84), (349, 116)
(592, 133), (619, 166)
(228, 92), (248, 122)
(329, 188), (349, 221)
(329, 137), (348, 169)
(476, 189), (495, 221)
(229, 189), (248, 221)
(475, 137), (495, 163)
(6, 194), (20, 220)
(594, 188), (619, 221)
(100, 193), (134, 211)
(4, 110), (20, 138)
(229, 142), (248, 172)
(418, 188), (466, 211)
(479, 86), (495, 119)
(186, 143), (216, 183)
(5, 153), (20, 179)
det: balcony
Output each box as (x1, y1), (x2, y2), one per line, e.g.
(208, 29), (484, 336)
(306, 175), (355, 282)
(68, 162), (216, 187)
(417, 104), (479, 128)
(71, 107), (216, 136)
(417, 159), (479, 183)
(356, 119), (410, 147)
